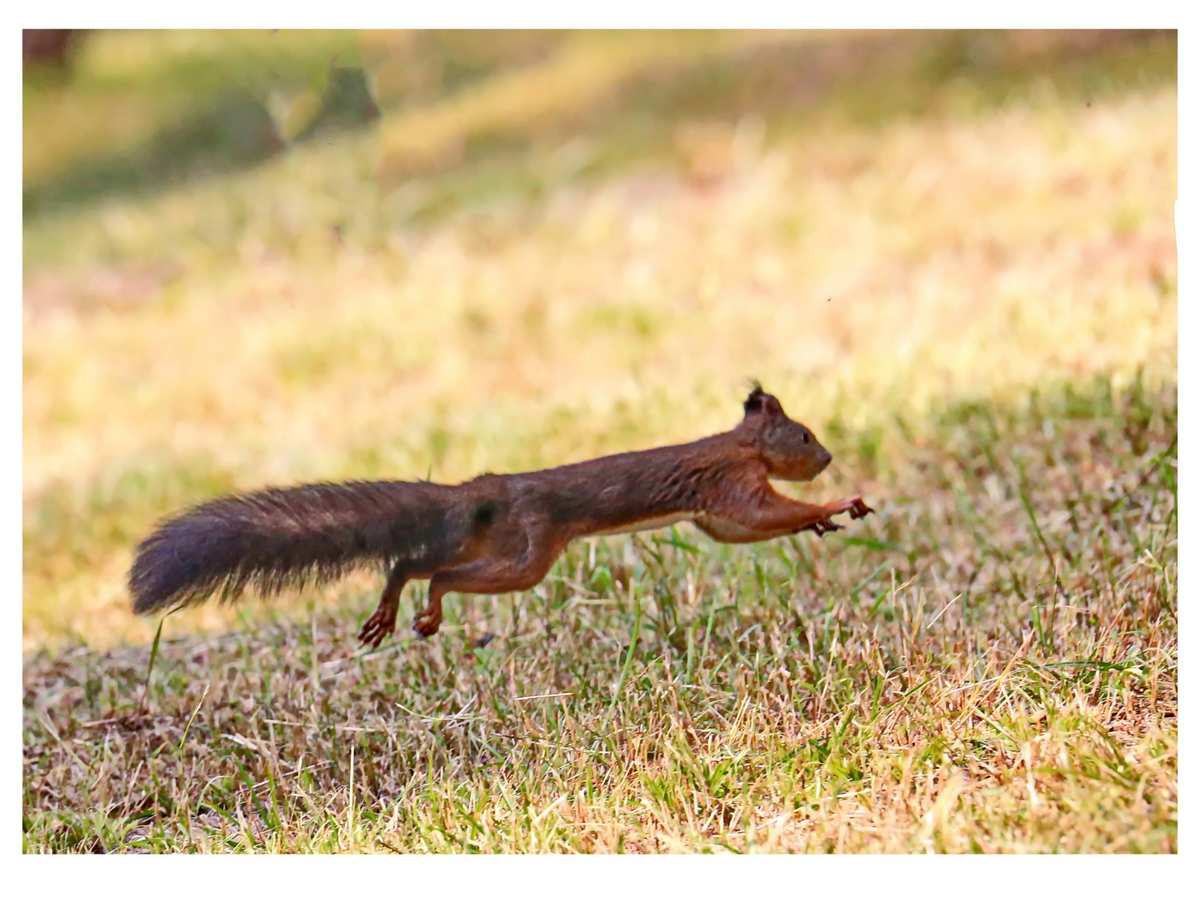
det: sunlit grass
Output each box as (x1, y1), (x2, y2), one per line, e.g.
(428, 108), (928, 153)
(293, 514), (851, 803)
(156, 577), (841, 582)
(23, 72), (1175, 648)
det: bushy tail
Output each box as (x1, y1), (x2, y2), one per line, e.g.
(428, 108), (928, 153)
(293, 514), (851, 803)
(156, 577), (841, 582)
(129, 481), (458, 614)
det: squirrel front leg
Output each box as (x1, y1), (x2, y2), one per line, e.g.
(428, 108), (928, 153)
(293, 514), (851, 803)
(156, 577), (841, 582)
(800, 496), (874, 536)
(707, 476), (873, 540)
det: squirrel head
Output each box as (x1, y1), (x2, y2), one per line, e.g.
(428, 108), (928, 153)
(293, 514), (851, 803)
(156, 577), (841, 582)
(739, 384), (832, 481)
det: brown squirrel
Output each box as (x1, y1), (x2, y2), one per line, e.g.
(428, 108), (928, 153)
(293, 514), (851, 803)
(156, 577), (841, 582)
(129, 387), (874, 647)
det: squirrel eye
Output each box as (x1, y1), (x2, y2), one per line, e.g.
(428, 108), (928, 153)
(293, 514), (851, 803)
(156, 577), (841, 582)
(802, 431), (810, 444)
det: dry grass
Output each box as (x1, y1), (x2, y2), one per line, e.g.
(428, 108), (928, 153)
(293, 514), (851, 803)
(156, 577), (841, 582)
(22, 29), (1176, 852)
(23, 378), (1177, 852)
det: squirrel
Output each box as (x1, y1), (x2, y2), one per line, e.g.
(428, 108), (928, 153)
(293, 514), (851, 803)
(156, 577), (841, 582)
(129, 386), (874, 647)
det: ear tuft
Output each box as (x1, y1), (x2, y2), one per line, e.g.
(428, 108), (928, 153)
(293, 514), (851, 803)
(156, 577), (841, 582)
(743, 383), (767, 415)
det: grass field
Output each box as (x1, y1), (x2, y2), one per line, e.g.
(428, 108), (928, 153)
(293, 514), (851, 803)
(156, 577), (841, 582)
(23, 30), (1176, 852)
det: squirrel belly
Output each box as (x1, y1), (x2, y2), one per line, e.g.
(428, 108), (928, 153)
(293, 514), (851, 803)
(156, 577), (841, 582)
(586, 511), (703, 537)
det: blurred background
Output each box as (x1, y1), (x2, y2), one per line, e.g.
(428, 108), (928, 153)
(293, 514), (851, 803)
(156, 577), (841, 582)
(22, 29), (1177, 650)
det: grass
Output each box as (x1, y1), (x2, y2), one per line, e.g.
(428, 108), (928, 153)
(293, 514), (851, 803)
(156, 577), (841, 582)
(23, 377), (1177, 852)
(22, 29), (1176, 852)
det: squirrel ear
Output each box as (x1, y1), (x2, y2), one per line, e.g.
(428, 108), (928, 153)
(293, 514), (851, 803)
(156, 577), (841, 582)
(743, 384), (767, 415)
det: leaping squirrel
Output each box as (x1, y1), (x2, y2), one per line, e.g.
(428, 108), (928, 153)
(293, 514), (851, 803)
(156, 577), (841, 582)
(129, 387), (875, 646)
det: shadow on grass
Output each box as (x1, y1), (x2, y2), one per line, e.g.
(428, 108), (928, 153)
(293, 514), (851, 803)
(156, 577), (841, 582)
(23, 66), (379, 221)
(23, 30), (1175, 224)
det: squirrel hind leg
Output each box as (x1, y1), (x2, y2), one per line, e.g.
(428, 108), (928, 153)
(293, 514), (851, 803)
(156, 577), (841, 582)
(357, 563), (409, 648)
(412, 598), (443, 637)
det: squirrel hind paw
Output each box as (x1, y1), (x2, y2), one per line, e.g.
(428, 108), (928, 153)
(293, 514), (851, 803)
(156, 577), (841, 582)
(357, 611), (396, 648)
(412, 613), (441, 638)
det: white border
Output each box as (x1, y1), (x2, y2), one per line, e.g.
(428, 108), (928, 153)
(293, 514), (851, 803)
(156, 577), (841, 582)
(10, 2), (1186, 891)
(13, 3), (1191, 29)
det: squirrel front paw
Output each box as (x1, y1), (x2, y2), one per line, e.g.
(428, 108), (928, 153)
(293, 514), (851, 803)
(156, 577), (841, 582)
(808, 516), (843, 537)
(829, 496), (874, 520)
(847, 497), (874, 519)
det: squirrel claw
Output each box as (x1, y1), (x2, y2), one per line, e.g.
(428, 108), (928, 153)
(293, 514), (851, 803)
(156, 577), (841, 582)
(810, 517), (843, 537)
(357, 610), (395, 649)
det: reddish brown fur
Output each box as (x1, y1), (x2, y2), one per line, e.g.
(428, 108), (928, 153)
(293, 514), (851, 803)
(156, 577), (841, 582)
(129, 387), (873, 647)
(359, 386), (873, 644)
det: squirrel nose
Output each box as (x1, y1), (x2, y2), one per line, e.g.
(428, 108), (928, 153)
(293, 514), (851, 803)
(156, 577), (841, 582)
(819, 449), (832, 468)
